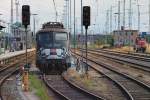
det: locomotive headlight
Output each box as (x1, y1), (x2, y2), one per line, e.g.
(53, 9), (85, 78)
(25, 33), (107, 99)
(40, 49), (47, 58)
(61, 48), (66, 57)
(41, 53), (46, 58)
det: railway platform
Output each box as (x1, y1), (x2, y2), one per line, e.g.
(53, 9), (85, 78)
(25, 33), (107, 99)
(0, 49), (35, 61)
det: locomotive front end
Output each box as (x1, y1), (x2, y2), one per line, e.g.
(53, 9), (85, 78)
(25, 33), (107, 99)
(36, 22), (71, 74)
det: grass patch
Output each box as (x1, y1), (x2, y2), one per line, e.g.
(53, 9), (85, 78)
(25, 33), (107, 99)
(77, 74), (107, 91)
(29, 74), (50, 100)
(146, 44), (150, 53)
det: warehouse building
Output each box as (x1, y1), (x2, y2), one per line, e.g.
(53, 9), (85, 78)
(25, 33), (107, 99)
(113, 30), (138, 47)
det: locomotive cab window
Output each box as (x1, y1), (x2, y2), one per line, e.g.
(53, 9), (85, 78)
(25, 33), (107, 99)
(37, 32), (53, 48)
(55, 33), (67, 41)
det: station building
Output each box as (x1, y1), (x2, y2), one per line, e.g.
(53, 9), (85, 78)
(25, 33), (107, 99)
(113, 30), (138, 47)
(11, 22), (33, 50)
(0, 24), (6, 53)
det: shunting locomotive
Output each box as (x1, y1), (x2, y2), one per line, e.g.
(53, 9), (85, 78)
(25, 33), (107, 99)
(36, 22), (71, 74)
(134, 36), (147, 53)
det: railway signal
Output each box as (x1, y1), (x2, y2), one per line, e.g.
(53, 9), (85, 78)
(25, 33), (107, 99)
(22, 5), (30, 28)
(83, 6), (91, 75)
(22, 5), (30, 92)
(83, 6), (90, 29)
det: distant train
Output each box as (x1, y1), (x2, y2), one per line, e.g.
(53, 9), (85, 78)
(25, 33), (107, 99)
(134, 36), (147, 53)
(36, 22), (71, 74)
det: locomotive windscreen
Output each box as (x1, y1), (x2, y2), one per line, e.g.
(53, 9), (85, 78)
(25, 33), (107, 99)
(38, 32), (53, 48)
(55, 33), (67, 41)
(37, 32), (68, 48)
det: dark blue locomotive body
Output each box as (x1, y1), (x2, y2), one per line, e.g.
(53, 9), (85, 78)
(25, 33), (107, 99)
(36, 22), (71, 74)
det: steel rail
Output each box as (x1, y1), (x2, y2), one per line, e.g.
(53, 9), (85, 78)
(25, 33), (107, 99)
(43, 75), (70, 100)
(80, 49), (150, 72)
(72, 53), (133, 100)
(62, 73), (105, 100)
(94, 49), (150, 61)
(43, 74), (105, 100)
(0, 67), (19, 100)
(88, 50), (150, 73)
(73, 52), (150, 100)
(0, 50), (35, 100)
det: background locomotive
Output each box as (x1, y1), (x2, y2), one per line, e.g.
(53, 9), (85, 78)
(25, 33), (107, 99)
(134, 36), (147, 53)
(36, 22), (71, 74)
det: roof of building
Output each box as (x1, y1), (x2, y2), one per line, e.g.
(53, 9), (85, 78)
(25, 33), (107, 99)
(113, 30), (138, 32)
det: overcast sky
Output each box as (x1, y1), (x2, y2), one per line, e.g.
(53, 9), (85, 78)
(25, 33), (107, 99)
(0, 0), (149, 34)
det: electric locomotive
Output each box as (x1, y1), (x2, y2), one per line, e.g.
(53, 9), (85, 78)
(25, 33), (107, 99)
(134, 36), (147, 53)
(36, 22), (71, 74)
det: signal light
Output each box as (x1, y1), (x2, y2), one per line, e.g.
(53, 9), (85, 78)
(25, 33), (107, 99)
(83, 6), (90, 28)
(22, 5), (30, 27)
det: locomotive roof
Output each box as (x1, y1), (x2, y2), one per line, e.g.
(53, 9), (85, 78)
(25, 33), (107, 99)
(37, 28), (68, 34)
(37, 22), (69, 34)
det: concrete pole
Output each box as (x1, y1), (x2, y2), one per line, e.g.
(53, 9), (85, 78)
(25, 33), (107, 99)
(7, 23), (10, 33)
(137, 4), (140, 31)
(33, 17), (35, 36)
(118, 1), (121, 30)
(32, 14), (38, 36)
(114, 14), (117, 30)
(149, 0), (150, 33)
(64, 0), (68, 29)
(66, 0), (69, 29)
(0, 14), (2, 26)
(107, 10), (109, 34)
(15, 0), (19, 22)
(105, 10), (109, 44)
(110, 6), (113, 33)
(74, 0), (76, 51)
(70, 0), (72, 33)
(123, 0), (126, 28)
(129, 0), (132, 29)
(65, 0), (68, 28)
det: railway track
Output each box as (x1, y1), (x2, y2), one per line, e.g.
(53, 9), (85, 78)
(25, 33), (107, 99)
(73, 52), (150, 100)
(71, 56), (133, 100)
(91, 49), (150, 62)
(43, 74), (104, 100)
(0, 50), (35, 100)
(80, 49), (150, 73)
(0, 65), (8, 73)
(102, 49), (150, 58)
(0, 67), (19, 100)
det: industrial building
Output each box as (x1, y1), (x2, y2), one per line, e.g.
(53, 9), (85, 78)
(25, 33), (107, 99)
(113, 30), (138, 47)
